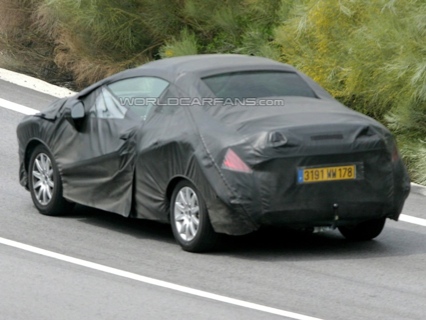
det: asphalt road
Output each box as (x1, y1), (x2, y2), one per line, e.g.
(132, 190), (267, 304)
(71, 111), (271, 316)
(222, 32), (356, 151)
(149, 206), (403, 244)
(1, 79), (426, 320)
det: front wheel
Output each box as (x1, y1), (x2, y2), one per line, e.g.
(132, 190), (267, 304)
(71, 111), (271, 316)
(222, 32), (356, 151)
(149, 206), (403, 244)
(338, 217), (386, 241)
(170, 180), (218, 252)
(28, 144), (74, 216)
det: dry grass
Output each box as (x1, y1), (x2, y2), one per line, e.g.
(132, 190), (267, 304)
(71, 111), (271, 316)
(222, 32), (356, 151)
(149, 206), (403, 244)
(0, 0), (32, 31)
(0, 0), (69, 83)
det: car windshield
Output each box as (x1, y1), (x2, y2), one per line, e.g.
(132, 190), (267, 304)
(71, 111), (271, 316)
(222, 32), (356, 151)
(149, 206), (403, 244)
(202, 71), (317, 100)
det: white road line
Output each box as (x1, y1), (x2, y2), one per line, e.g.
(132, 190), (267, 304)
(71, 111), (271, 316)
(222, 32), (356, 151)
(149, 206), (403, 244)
(0, 67), (75, 98)
(399, 214), (426, 227)
(0, 237), (322, 320)
(0, 97), (38, 115)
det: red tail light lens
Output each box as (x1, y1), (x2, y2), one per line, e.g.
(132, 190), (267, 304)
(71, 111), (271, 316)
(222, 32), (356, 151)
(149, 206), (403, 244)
(392, 146), (400, 162)
(222, 149), (252, 173)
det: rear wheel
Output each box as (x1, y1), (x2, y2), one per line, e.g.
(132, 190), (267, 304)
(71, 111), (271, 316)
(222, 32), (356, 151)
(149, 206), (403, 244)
(338, 217), (386, 241)
(29, 144), (73, 216)
(170, 180), (218, 252)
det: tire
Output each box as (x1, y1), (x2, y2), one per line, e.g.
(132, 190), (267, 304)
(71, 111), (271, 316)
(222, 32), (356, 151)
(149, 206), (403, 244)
(28, 144), (74, 216)
(170, 180), (218, 252)
(338, 217), (386, 241)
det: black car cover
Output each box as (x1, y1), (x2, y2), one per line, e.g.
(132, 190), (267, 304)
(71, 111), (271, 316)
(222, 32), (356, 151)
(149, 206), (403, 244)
(17, 55), (411, 235)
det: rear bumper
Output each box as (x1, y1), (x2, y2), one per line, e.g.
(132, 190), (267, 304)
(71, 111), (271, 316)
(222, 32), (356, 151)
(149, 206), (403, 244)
(215, 149), (410, 234)
(259, 201), (392, 228)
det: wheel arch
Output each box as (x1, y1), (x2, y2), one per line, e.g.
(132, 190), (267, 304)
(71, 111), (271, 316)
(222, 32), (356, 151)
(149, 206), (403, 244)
(24, 139), (50, 172)
(166, 175), (191, 203)
(165, 175), (199, 219)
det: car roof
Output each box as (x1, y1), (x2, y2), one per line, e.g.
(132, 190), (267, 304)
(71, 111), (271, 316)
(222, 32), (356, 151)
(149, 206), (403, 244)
(77, 54), (316, 98)
(138, 54), (295, 74)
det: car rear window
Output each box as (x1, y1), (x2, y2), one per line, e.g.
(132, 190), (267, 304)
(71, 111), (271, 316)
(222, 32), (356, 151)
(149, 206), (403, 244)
(202, 71), (317, 99)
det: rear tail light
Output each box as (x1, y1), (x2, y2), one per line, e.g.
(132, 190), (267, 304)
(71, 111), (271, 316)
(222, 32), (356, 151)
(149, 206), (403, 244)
(222, 149), (252, 173)
(392, 146), (400, 163)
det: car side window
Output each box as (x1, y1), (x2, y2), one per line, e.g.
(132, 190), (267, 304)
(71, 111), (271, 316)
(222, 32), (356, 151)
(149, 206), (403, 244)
(90, 87), (128, 119)
(108, 77), (169, 119)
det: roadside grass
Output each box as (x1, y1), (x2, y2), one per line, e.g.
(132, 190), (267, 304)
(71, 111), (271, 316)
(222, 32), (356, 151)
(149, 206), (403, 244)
(0, 0), (73, 87)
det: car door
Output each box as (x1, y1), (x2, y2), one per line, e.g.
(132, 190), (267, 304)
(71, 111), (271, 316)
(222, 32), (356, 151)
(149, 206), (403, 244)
(59, 76), (169, 216)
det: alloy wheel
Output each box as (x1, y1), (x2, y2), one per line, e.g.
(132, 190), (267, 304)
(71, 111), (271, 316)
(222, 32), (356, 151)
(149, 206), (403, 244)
(173, 186), (200, 241)
(31, 153), (54, 206)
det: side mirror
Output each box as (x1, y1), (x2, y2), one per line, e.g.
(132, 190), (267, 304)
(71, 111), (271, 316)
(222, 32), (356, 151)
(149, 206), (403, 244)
(71, 101), (85, 120)
(66, 101), (85, 130)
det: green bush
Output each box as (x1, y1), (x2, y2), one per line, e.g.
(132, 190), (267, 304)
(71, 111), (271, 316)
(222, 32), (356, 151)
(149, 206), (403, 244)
(158, 0), (283, 59)
(26, 0), (282, 87)
(274, 0), (426, 184)
(36, 0), (183, 87)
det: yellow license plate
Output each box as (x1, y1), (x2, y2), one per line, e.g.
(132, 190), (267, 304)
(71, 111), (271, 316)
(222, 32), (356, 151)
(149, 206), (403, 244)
(298, 165), (356, 183)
